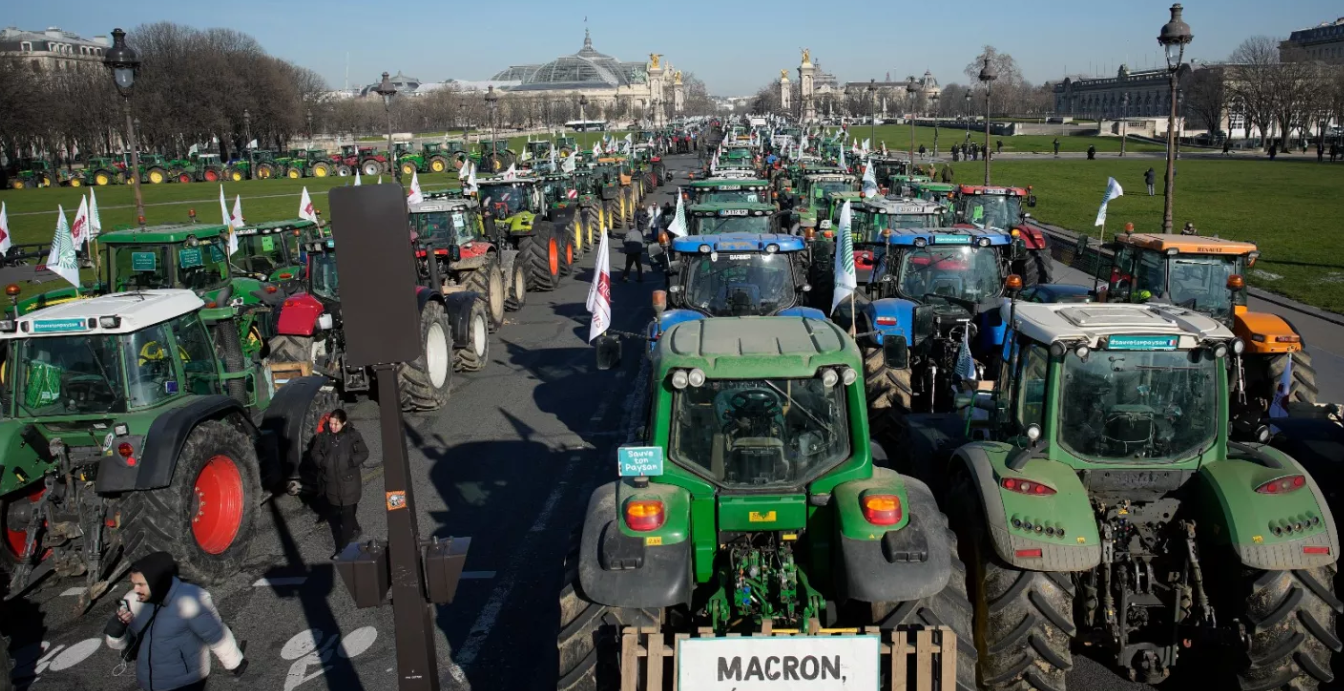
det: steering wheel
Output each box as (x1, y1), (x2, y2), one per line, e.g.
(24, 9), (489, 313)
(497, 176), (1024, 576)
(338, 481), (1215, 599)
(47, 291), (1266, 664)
(62, 372), (115, 408)
(729, 389), (781, 418)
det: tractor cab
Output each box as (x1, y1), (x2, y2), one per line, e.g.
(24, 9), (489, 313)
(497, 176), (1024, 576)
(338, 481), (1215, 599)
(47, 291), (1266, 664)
(230, 219), (314, 283)
(908, 181), (958, 208)
(686, 203), (782, 236)
(686, 178), (770, 206)
(952, 184), (1036, 230)
(795, 173), (859, 224)
(409, 196), (485, 254)
(845, 198), (948, 279)
(476, 176), (545, 222)
(868, 156), (910, 185)
(524, 141), (554, 163)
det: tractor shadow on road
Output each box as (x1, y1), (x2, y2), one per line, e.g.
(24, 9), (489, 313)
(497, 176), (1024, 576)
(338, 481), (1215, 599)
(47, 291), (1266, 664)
(3, 592), (48, 689)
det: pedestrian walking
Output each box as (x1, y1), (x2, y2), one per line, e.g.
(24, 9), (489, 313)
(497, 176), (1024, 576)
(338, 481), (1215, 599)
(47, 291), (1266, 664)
(314, 409), (369, 557)
(1268, 142), (1277, 160)
(1086, 145), (1096, 160)
(1144, 168), (1156, 196)
(996, 139), (1003, 154)
(105, 552), (248, 690)
(1053, 138), (1060, 157)
(1223, 140), (1231, 156)
(660, 201), (674, 228)
(940, 164), (954, 183)
(1330, 144), (1338, 163)
(622, 227), (645, 282)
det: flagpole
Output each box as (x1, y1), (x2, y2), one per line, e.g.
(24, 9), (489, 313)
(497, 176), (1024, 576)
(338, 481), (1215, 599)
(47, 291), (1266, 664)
(849, 290), (856, 337)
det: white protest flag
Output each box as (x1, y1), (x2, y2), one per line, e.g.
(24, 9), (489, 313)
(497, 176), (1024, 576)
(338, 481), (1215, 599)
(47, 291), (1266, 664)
(561, 151), (577, 173)
(862, 138), (871, 156)
(354, 169), (362, 186)
(464, 160), (479, 193)
(549, 144), (558, 171)
(0, 202), (10, 255)
(862, 159), (878, 199)
(838, 143), (846, 170)
(247, 139), (258, 149)
(45, 206), (80, 288)
(955, 325), (977, 382)
(407, 171), (424, 204)
(501, 163), (517, 181)
(219, 184), (232, 228)
(1094, 177), (1124, 227)
(232, 195), (245, 229)
(624, 132), (634, 153)
(586, 229), (612, 342)
(831, 201), (857, 314)
(667, 188), (689, 237)
(88, 188), (102, 239)
(593, 141), (601, 157)
(299, 187), (319, 223)
(70, 195), (90, 250)
(378, 175), (383, 185)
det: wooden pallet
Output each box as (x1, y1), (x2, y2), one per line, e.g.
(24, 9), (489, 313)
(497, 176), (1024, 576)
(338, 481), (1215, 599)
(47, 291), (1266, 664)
(268, 361), (312, 388)
(620, 621), (957, 691)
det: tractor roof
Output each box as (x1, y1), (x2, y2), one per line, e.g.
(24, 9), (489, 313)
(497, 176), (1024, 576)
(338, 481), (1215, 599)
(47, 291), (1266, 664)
(688, 203), (776, 216)
(856, 198), (945, 215)
(99, 223), (229, 244)
(689, 178), (768, 188)
(910, 181), (958, 191)
(1010, 302), (1233, 350)
(803, 172), (855, 180)
(477, 176), (541, 185)
(409, 198), (477, 213)
(656, 316), (859, 378)
(958, 184), (1030, 196)
(1, 289), (203, 340)
(881, 227), (1015, 246)
(1113, 233), (1258, 256)
(234, 218), (314, 236)
(671, 234), (805, 254)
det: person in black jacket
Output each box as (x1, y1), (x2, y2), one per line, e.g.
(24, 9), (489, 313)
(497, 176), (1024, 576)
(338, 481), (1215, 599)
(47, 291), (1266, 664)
(314, 409), (370, 556)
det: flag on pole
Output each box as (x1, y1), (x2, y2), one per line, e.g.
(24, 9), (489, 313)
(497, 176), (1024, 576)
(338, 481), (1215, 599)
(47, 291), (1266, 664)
(667, 188), (688, 237)
(44, 206), (80, 288)
(838, 143), (846, 171)
(299, 186), (319, 223)
(862, 138), (871, 156)
(586, 228), (612, 342)
(188, 143), (199, 156)
(1269, 356), (1293, 422)
(955, 325), (977, 382)
(831, 201), (857, 313)
(561, 151), (576, 173)
(1094, 177), (1125, 227)
(407, 171), (424, 204)
(501, 163), (517, 181)
(247, 139), (258, 149)
(0, 202), (11, 255)
(354, 169), (362, 186)
(861, 159), (878, 199)
(71, 196), (90, 250)
(463, 160), (479, 193)
(219, 184), (232, 228)
(232, 195), (244, 229)
(549, 144), (558, 171)
(623, 133), (633, 153)
(88, 189), (102, 239)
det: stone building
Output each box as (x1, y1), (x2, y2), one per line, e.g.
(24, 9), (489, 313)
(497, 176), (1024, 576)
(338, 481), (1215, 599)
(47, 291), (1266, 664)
(0, 26), (110, 72)
(1053, 64), (1193, 120)
(1283, 17), (1344, 63)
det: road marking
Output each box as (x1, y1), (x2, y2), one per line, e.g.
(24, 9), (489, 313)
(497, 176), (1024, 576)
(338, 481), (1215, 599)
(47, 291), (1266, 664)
(60, 587), (86, 597)
(253, 576), (308, 587)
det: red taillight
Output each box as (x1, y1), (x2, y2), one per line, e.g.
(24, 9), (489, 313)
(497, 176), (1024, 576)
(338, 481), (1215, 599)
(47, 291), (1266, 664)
(1015, 548), (1043, 558)
(1001, 477), (1056, 496)
(118, 442), (137, 467)
(205, 301), (217, 309)
(279, 272), (294, 280)
(875, 316), (897, 326)
(1256, 475), (1306, 494)
(266, 285), (278, 294)
(861, 494), (902, 526)
(1304, 546), (1331, 555)
(624, 500), (665, 532)
(1276, 335), (1302, 343)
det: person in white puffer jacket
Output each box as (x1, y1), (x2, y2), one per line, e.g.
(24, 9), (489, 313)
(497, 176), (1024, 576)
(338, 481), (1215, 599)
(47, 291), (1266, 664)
(104, 552), (247, 690)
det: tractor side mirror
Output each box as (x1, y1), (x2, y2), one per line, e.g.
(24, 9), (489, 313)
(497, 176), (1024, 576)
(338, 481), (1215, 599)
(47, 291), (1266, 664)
(1027, 195), (1037, 208)
(449, 245), (461, 262)
(882, 335), (909, 370)
(595, 334), (622, 371)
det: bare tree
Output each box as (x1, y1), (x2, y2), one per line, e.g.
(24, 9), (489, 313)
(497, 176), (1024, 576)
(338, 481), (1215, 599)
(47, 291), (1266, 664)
(1228, 37), (1281, 148)
(1186, 66), (1228, 134)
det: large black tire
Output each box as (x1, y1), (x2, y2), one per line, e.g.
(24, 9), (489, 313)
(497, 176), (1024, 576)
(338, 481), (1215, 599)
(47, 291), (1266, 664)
(397, 300), (453, 411)
(290, 386), (339, 494)
(1268, 350), (1319, 405)
(607, 199), (624, 231)
(453, 299), (491, 373)
(557, 538), (660, 691)
(557, 230), (576, 279)
(953, 477), (1074, 691)
(268, 334), (312, 364)
(461, 254), (506, 332)
(212, 323), (249, 404)
(503, 253), (527, 312)
(1020, 250), (1053, 288)
(255, 163), (275, 179)
(1235, 567), (1340, 691)
(863, 345), (914, 435)
(871, 515), (978, 691)
(360, 160), (380, 176)
(120, 421), (262, 585)
(521, 224), (561, 293)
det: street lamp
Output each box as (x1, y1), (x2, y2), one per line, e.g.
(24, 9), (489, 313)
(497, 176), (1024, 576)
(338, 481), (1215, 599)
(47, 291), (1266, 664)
(905, 77), (918, 171)
(867, 79), (876, 152)
(374, 72), (398, 182)
(1158, 3), (1193, 232)
(242, 108), (253, 180)
(579, 94), (589, 150)
(1120, 93), (1129, 157)
(102, 28), (145, 223)
(978, 56), (998, 185)
(307, 108), (313, 141)
(485, 86), (500, 167)
(930, 93), (941, 157)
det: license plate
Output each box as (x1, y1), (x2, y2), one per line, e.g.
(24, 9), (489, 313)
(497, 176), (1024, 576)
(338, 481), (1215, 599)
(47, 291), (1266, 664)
(678, 635), (880, 689)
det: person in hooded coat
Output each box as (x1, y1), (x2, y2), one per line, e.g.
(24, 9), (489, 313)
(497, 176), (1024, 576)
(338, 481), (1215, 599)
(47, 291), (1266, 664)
(314, 408), (370, 555)
(105, 552), (247, 690)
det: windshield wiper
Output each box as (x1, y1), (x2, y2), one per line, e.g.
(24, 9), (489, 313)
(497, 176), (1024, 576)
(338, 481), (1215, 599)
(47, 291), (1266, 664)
(761, 380), (831, 431)
(921, 292), (978, 312)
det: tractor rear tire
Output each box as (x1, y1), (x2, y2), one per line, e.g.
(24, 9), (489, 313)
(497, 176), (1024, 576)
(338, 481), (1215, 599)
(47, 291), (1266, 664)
(429, 156), (449, 173)
(521, 224), (561, 293)
(1020, 250), (1053, 288)
(461, 253), (506, 331)
(312, 162), (331, 178)
(268, 334), (312, 364)
(453, 299), (491, 373)
(256, 163), (276, 179)
(120, 421), (262, 585)
(8, 180), (22, 190)
(503, 252), (527, 312)
(397, 300), (453, 411)
(361, 160), (380, 176)
(1267, 350), (1319, 405)
(177, 172), (193, 184)
(1235, 566), (1340, 691)
(212, 322), (249, 405)
(863, 345), (913, 434)
(401, 162), (417, 177)
(93, 169), (114, 186)
(203, 166), (222, 182)
(954, 475), (1074, 691)
(336, 165), (351, 177)
(557, 233), (576, 279)
(147, 167), (168, 184)
(557, 536), (660, 691)
(607, 200), (624, 231)
(287, 167), (302, 179)
(229, 168), (245, 182)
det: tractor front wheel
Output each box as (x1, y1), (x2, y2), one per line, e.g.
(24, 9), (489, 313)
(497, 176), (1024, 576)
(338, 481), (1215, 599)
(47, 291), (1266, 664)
(557, 536), (661, 691)
(336, 164), (351, 177)
(401, 162), (417, 177)
(520, 224), (561, 292)
(1019, 249), (1053, 288)
(93, 169), (113, 186)
(453, 299), (491, 373)
(429, 156), (449, 173)
(120, 421), (262, 585)
(361, 160), (381, 177)
(397, 300), (453, 411)
(312, 162), (331, 178)
(287, 167), (302, 179)
(1234, 566), (1339, 691)
(203, 167), (222, 182)
(147, 167), (168, 184)
(256, 163), (275, 179)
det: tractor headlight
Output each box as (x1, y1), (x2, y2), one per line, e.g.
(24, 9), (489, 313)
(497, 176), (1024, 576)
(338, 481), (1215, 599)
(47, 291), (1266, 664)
(687, 368), (706, 387)
(671, 369), (690, 389)
(1211, 343), (1229, 360)
(820, 368), (840, 388)
(840, 367), (857, 386)
(1073, 344), (1091, 362)
(914, 237), (928, 248)
(0, 319), (15, 333)
(978, 238), (991, 248)
(1231, 338), (1245, 355)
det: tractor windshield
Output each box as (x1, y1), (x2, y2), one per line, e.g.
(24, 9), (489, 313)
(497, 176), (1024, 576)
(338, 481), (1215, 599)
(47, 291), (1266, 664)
(854, 212), (942, 242)
(1133, 254), (1238, 321)
(897, 246), (1002, 303)
(235, 234), (292, 277)
(1059, 349), (1218, 461)
(310, 253), (339, 301)
(412, 211), (472, 247)
(960, 195), (1021, 230)
(110, 245), (172, 291)
(12, 335), (127, 417)
(691, 215), (772, 236)
(479, 184), (532, 216)
(670, 377), (851, 488)
(174, 241), (229, 293)
(683, 253), (797, 316)
(809, 180), (854, 198)
(697, 189), (765, 205)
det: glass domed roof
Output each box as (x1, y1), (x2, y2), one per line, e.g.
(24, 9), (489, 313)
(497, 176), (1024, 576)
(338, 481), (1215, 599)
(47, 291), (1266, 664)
(504, 30), (646, 92)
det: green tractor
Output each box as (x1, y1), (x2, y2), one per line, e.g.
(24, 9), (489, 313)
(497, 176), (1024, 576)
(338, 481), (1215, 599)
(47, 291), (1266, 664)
(7, 159), (58, 189)
(82, 157), (128, 187)
(0, 289), (336, 598)
(475, 175), (568, 292)
(279, 150), (333, 179)
(231, 219), (315, 284)
(243, 150), (280, 180)
(563, 316), (974, 689)
(398, 142), (454, 176)
(901, 301), (1340, 690)
(475, 140), (517, 174)
(134, 154), (173, 185)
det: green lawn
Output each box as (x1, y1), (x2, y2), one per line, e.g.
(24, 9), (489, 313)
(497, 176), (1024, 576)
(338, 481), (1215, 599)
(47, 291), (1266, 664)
(838, 124), (1175, 154)
(937, 157), (1344, 312)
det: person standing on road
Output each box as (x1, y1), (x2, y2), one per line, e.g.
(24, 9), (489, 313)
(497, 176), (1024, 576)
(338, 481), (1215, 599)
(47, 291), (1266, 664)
(105, 552), (248, 691)
(1144, 168), (1156, 196)
(622, 226), (646, 282)
(315, 409), (369, 557)
(1268, 142), (1277, 160)
(1053, 138), (1060, 157)
(1086, 145), (1096, 160)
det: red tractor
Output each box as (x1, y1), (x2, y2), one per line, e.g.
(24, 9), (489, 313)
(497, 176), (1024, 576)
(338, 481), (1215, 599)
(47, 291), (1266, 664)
(331, 144), (388, 177)
(264, 228), (488, 412)
(951, 183), (1053, 285)
(408, 194), (526, 371)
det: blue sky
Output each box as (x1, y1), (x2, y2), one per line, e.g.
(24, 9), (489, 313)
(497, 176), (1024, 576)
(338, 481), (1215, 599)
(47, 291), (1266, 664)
(12, 0), (1341, 95)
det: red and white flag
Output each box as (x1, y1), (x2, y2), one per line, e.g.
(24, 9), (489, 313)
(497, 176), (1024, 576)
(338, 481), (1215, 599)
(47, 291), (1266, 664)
(299, 186), (319, 223)
(585, 228), (612, 342)
(70, 195), (90, 249)
(0, 202), (10, 255)
(407, 171), (424, 204)
(566, 188), (578, 199)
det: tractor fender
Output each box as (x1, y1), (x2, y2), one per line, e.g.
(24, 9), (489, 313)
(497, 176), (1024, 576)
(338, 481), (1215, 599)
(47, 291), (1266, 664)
(861, 298), (919, 349)
(578, 482), (692, 609)
(777, 306), (827, 320)
(1195, 444), (1339, 571)
(833, 469), (954, 603)
(651, 309), (706, 349)
(1233, 310), (1303, 355)
(975, 301), (1009, 354)
(276, 292), (324, 337)
(258, 375), (333, 483)
(440, 291), (480, 349)
(952, 443), (1102, 571)
(1017, 224), (1048, 250)
(103, 395), (256, 492)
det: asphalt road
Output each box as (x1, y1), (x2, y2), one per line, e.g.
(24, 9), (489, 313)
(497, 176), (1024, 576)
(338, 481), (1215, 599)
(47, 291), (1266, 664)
(6, 154), (1343, 691)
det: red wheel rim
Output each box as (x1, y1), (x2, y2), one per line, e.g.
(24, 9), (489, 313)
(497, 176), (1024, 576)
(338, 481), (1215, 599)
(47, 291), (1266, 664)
(192, 455), (245, 555)
(204, 170), (219, 182)
(3, 486), (51, 561)
(566, 242), (573, 265)
(548, 238), (559, 276)
(179, 174), (191, 183)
